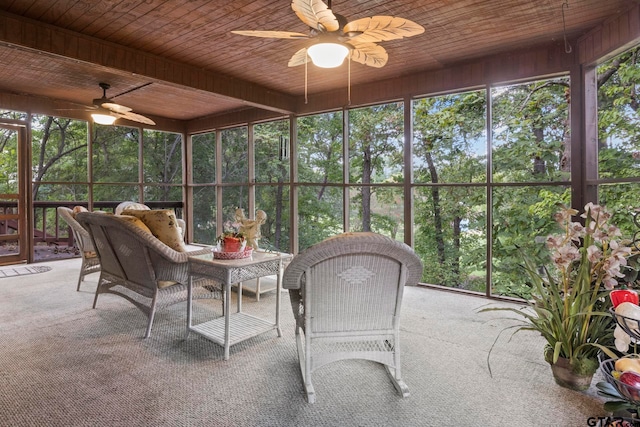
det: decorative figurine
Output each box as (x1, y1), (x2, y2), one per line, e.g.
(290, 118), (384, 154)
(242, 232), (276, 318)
(235, 208), (267, 250)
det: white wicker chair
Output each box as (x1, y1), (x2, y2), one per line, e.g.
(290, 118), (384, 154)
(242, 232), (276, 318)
(57, 206), (101, 291)
(76, 212), (220, 338)
(283, 232), (423, 403)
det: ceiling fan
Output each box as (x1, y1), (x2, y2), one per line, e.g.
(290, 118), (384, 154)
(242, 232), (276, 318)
(86, 83), (155, 126)
(231, 0), (425, 69)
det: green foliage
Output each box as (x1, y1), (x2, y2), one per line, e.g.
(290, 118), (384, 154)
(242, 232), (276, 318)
(0, 127), (18, 194)
(32, 115), (89, 200)
(254, 120), (291, 251)
(92, 125), (139, 185)
(143, 129), (182, 202)
(296, 112), (345, 249)
(597, 48), (640, 182)
(192, 132), (217, 243)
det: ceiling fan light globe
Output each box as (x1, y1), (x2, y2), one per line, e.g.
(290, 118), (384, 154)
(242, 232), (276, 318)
(307, 43), (349, 68)
(91, 113), (117, 125)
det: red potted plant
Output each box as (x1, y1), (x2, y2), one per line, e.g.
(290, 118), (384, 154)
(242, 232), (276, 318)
(216, 221), (246, 253)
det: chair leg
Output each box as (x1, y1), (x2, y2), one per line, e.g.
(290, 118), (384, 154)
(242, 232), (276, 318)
(144, 311), (155, 338)
(92, 287), (100, 308)
(144, 294), (159, 338)
(384, 365), (410, 398)
(76, 273), (83, 291)
(296, 329), (315, 403)
(76, 259), (87, 291)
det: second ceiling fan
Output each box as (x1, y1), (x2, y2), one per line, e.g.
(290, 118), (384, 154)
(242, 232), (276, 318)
(89, 83), (155, 126)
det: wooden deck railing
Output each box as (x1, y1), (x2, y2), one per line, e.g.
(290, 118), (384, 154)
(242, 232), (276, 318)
(0, 200), (183, 250)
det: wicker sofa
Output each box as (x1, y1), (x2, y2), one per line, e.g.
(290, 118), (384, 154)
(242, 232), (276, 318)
(76, 211), (220, 338)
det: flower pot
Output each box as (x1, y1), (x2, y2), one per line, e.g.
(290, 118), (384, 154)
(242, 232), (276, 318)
(550, 357), (594, 391)
(223, 236), (244, 252)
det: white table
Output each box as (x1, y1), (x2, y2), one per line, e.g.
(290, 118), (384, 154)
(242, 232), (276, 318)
(187, 250), (293, 360)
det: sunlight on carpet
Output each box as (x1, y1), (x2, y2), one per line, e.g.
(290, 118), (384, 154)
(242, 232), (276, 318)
(0, 265), (52, 278)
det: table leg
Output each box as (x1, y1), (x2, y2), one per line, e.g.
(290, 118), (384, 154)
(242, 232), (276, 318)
(186, 276), (193, 338)
(237, 282), (242, 313)
(276, 259), (282, 337)
(224, 282), (231, 360)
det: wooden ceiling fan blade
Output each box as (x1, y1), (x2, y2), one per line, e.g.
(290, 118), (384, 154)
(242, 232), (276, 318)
(112, 111), (156, 126)
(292, 0), (339, 32)
(102, 102), (132, 113)
(349, 43), (388, 68)
(344, 16), (425, 43)
(231, 30), (309, 39)
(288, 48), (310, 67)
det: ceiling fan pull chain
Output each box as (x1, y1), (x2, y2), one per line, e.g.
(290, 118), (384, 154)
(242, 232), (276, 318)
(348, 55), (351, 105)
(305, 55), (308, 104)
(562, 1), (572, 54)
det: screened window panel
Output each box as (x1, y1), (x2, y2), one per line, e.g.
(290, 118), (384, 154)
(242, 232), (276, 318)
(348, 103), (404, 184)
(32, 116), (88, 184)
(92, 125), (139, 183)
(491, 78), (571, 183)
(413, 90), (487, 184)
(413, 185), (486, 291)
(297, 112), (343, 184)
(221, 127), (248, 184)
(143, 130), (182, 185)
(255, 185), (290, 252)
(298, 185), (343, 250)
(255, 120), (290, 183)
(192, 132), (216, 184)
(192, 186), (217, 245)
(491, 185), (570, 298)
(597, 50), (640, 179)
(348, 185), (404, 241)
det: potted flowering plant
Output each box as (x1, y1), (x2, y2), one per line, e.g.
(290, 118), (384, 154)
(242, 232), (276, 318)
(485, 203), (637, 390)
(216, 220), (246, 252)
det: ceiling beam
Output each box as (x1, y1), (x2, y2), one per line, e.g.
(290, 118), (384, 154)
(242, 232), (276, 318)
(296, 41), (576, 115)
(0, 10), (297, 115)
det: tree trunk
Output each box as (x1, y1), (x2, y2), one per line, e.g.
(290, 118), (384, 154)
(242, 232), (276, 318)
(452, 215), (461, 277)
(361, 140), (372, 232)
(425, 147), (445, 267)
(532, 126), (546, 175)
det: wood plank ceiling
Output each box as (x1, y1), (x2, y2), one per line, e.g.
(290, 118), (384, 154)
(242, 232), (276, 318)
(0, 0), (636, 128)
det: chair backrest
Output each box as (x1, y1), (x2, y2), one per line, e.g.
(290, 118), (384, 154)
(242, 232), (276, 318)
(57, 206), (95, 254)
(76, 212), (194, 290)
(283, 232), (423, 334)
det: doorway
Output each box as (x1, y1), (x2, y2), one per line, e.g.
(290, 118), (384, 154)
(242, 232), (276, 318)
(0, 123), (30, 265)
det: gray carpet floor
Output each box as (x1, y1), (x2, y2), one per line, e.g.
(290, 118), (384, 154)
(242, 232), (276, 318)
(0, 258), (612, 426)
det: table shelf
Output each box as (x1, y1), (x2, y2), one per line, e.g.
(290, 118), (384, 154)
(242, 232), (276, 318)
(189, 312), (277, 346)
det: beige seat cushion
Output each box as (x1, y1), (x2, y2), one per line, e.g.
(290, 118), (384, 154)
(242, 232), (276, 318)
(115, 201), (150, 215)
(84, 251), (98, 258)
(72, 205), (88, 216)
(157, 280), (178, 288)
(121, 209), (186, 252)
(113, 214), (153, 235)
